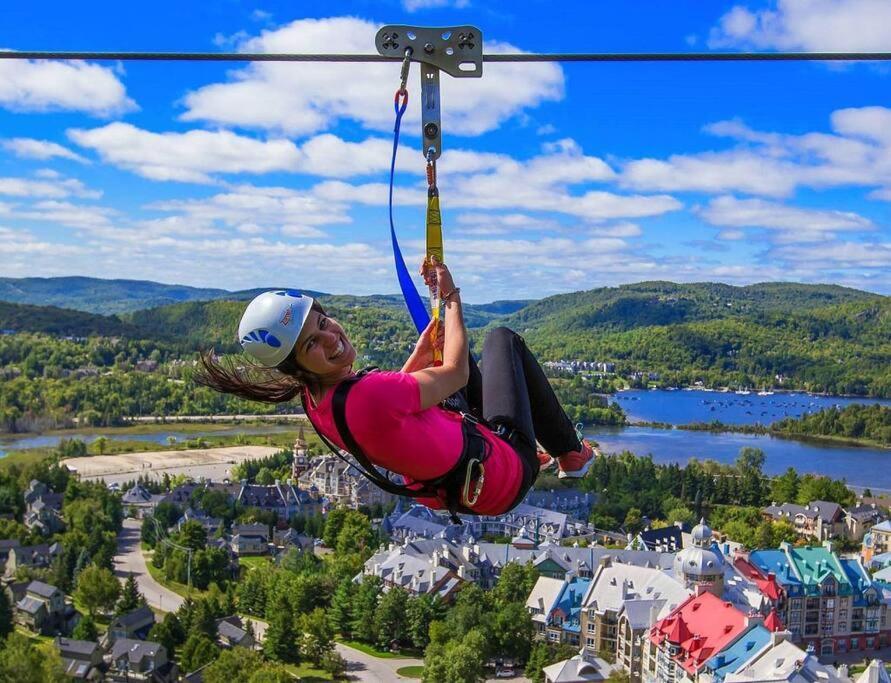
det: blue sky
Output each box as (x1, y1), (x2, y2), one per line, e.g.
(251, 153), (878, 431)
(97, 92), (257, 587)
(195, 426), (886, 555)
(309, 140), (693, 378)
(0, 0), (889, 302)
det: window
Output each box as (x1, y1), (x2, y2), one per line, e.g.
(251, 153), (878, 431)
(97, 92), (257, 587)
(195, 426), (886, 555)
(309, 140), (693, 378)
(586, 638), (595, 648)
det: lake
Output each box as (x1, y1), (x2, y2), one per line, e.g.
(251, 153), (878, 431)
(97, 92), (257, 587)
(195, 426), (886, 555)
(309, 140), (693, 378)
(0, 424), (296, 459)
(588, 389), (891, 491)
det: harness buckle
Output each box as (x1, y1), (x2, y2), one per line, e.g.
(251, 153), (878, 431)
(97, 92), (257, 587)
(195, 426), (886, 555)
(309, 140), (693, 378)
(462, 458), (485, 507)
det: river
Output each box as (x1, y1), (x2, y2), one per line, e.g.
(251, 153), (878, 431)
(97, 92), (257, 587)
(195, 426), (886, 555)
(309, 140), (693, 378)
(587, 390), (891, 491)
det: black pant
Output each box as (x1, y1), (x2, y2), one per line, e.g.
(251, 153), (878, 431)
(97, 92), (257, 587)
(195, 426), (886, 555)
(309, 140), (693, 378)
(463, 327), (581, 478)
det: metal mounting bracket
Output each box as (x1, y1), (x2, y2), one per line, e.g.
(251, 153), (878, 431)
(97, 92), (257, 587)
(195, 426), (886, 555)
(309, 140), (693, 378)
(377, 25), (483, 159)
(375, 25), (484, 78)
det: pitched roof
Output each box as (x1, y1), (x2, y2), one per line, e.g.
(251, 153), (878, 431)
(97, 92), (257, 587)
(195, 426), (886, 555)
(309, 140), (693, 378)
(856, 660), (891, 683)
(650, 592), (750, 675)
(55, 637), (98, 658)
(638, 525), (684, 552)
(111, 638), (162, 663)
(764, 609), (784, 632)
(525, 576), (565, 623)
(112, 605), (154, 630)
(705, 625), (772, 682)
(27, 580), (60, 598)
(16, 595), (46, 615)
(541, 655), (610, 682)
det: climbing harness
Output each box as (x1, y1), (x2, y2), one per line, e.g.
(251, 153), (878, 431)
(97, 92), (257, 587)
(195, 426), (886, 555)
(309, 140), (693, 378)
(300, 368), (491, 524)
(377, 26), (484, 335)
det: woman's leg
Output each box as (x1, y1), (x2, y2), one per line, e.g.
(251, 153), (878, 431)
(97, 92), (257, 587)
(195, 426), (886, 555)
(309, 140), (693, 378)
(480, 327), (581, 456)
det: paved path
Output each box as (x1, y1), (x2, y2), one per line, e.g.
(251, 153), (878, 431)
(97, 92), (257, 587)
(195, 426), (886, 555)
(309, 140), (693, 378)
(335, 643), (423, 682)
(113, 518), (184, 613)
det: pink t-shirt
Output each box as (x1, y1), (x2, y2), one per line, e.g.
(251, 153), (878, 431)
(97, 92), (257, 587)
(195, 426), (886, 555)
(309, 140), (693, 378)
(304, 371), (523, 516)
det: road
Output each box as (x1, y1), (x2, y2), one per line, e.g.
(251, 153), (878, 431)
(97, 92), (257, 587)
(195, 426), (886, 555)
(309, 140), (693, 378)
(114, 518), (184, 613)
(115, 519), (524, 681)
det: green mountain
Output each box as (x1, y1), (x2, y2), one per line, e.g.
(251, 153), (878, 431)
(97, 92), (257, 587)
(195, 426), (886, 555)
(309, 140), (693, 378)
(0, 301), (139, 337)
(0, 277), (235, 315)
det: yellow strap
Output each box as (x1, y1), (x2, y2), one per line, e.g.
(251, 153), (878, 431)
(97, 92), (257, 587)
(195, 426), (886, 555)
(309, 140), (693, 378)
(426, 193), (443, 364)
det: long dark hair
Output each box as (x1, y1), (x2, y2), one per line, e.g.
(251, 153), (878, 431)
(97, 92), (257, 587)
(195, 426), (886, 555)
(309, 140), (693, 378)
(193, 301), (326, 404)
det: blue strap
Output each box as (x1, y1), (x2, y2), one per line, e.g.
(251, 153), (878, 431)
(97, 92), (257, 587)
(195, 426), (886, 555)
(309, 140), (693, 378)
(389, 91), (430, 334)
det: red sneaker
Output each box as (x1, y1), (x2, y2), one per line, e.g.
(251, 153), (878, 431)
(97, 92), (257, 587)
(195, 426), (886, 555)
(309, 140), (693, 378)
(537, 451), (556, 472)
(557, 440), (595, 479)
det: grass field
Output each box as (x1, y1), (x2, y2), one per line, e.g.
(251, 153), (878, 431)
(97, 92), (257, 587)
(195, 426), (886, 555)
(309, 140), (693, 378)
(396, 665), (424, 678)
(143, 551), (209, 600)
(337, 639), (422, 659)
(284, 663), (335, 681)
(238, 555), (274, 570)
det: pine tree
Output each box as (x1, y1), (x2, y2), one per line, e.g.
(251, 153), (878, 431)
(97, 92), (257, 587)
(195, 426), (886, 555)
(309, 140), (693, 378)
(116, 574), (146, 615)
(0, 586), (12, 640)
(263, 594), (297, 663)
(328, 580), (354, 638)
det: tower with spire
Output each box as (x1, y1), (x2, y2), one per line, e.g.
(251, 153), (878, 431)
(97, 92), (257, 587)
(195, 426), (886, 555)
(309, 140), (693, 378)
(292, 424), (310, 479)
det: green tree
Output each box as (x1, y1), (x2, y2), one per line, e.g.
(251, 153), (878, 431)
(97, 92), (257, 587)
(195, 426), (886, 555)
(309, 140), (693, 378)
(406, 594), (446, 650)
(0, 632), (66, 682)
(491, 562), (538, 606)
(350, 576), (382, 644)
(374, 585), (409, 649)
(320, 649), (348, 678)
(491, 602), (534, 662)
(247, 665), (293, 683)
(335, 510), (375, 556)
(177, 520), (208, 551)
(116, 573), (146, 614)
(664, 506), (696, 527)
(263, 594), (297, 663)
(770, 467), (800, 503)
(180, 633), (220, 673)
(322, 507), (348, 548)
(0, 587), (12, 641)
(71, 614), (98, 641)
(328, 579), (354, 638)
(148, 613), (185, 659)
(73, 564), (121, 616)
(298, 608), (334, 666)
(623, 507), (643, 534)
(203, 647), (264, 683)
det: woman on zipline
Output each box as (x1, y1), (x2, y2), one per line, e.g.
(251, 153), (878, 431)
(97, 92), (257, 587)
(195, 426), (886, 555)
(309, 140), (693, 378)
(196, 257), (594, 521)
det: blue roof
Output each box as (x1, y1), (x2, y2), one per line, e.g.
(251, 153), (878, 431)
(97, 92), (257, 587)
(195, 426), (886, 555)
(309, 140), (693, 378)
(872, 520), (891, 533)
(749, 550), (801, 589)
(704, 625), (772, 681)
(550, 577), (590, 634)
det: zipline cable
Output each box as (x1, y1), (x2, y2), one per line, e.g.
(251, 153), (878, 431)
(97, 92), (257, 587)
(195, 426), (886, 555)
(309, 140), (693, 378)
(2, 51), (891, 62)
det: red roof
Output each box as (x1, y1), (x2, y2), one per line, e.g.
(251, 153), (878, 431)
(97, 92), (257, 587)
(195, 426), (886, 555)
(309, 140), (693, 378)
(764, 609), (784, 632)
(734, 556), (782, 601)
(649, 592), (749, 675)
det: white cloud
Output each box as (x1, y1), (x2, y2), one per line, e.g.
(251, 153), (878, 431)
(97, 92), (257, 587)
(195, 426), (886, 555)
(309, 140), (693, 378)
(772, 240), (891, 270)
(709, 0), (891, 51)
(403, 0), (469, 11)
(0, 55), (134, 115)
(68, 123), (304, 183)
(2, 138), (89, 163)
(698, 196), (873, 240)
(453, 212), (560, 236)
(0, 175), (100, 199)
(181, 17), (564, 136)
(150, 185), (350, 230)
(621, 107), (891, 198)
(12, 200), (117, 230)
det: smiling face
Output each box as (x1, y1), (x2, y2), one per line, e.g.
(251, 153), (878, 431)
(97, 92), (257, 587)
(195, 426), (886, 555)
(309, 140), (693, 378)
(292, 309), (356, 383)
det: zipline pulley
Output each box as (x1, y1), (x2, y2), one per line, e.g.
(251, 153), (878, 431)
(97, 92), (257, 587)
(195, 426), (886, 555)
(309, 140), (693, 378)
(376, 24), (484, 160)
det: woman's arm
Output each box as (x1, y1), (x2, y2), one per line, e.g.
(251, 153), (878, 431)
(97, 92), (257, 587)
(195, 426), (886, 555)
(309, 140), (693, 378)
(401, 318), (444, 373)
(410, 260), (469, 410)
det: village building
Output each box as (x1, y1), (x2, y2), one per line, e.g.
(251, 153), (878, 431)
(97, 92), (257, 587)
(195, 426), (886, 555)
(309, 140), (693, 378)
(863, 520), (891, 566)
(5, 541), (61, 577)
(23, 482), (64, 535)
(746, 541), (890, 656)
(298, 454), (394, 510)
(122, 484), (167, 518)
(55, 637), (103, 680)
(107, 639), (176, 682)
(14, 580), (79, 635)
(216, 616), (256, 650)
(762, 501), (845, 541)
(104, 606), (156, 647)
(229, 523), (270, 556)
(846, 503), (887, 542)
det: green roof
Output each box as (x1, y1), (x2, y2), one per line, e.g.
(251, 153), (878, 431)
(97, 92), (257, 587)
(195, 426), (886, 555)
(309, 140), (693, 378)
(786, 545), (851, 592)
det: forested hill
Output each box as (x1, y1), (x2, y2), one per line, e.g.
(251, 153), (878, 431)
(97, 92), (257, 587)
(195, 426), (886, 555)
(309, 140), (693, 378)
(0, 301), (140, 337)
(503, 281), (881, 332)
(0, 276), (235, 314)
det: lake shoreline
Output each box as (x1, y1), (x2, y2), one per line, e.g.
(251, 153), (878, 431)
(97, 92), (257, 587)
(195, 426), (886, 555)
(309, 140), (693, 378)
(627, 419), (889, 451)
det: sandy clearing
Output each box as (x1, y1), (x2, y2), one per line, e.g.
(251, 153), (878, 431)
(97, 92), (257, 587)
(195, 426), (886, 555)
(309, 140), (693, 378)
(61, 445), (281, 482)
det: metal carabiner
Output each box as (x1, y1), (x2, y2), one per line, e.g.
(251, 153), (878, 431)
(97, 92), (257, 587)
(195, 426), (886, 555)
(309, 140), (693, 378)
(462, 458), (485, 507)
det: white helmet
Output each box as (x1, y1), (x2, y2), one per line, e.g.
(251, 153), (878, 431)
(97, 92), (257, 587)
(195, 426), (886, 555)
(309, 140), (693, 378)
(237, 289), (315, 367)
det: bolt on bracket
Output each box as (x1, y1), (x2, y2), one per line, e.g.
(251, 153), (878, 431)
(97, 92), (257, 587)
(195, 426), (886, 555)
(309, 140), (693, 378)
(377, 25), (483, 160)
